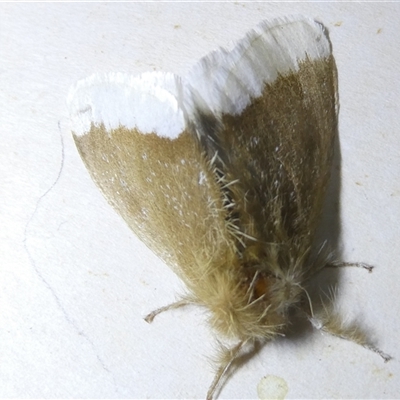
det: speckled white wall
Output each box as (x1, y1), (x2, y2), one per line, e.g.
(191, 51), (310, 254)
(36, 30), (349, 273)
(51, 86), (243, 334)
(1, 2), (399, 399)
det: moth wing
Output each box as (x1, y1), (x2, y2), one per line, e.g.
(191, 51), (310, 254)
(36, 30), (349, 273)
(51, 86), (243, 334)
(68, 72), (236, 285)
(186, 16), (339, 270)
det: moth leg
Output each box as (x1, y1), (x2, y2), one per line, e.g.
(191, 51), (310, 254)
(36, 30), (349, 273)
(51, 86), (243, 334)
(206, 340), (246, 400)
(325, 261), (374, 272)
(144, 299), (192, 323)
(309, 305), (392, 362)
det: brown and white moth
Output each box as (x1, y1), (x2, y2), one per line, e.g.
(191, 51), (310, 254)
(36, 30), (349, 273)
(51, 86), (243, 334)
(68, 16), (390, 399)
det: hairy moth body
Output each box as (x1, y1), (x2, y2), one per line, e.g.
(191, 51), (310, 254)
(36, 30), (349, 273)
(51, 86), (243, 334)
(68, 16), (390, 399)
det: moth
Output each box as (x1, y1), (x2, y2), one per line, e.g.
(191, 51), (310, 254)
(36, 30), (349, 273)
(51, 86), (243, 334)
(68, 16), (390, 399)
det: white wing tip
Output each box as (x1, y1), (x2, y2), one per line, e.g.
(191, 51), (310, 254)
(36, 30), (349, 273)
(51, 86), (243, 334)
(187, 15), (332, 116)
(68, 72), (186, 139)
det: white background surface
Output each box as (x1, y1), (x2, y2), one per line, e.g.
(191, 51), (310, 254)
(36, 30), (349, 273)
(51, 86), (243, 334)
(1, 2), (399, 399)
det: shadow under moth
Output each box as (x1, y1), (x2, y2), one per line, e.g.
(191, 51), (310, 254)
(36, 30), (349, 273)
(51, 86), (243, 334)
(68, 15), (391, 399)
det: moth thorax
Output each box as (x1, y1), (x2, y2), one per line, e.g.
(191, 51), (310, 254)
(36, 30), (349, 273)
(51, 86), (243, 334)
(205, 269), (291, 341)
(244, 268), (303, 315)
(241, 244), (305, 315)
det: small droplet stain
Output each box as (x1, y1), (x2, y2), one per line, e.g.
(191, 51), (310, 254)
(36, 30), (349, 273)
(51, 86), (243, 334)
(257, 375), (288, 400)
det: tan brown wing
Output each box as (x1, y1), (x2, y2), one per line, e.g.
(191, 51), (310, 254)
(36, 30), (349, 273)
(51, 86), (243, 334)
(69, 72), (237, 288)
(186, 17), (338, 278)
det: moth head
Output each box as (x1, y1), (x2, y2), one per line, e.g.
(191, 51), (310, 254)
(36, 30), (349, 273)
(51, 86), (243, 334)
(200, 254), (305, 341)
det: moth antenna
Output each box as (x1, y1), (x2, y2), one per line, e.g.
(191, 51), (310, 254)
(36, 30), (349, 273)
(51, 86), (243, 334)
(309, 293), (392, 362)
(144, 299), (193, 323)
(326, 260), (374, 273)
(364, 344), (393, 362)
(206, 340), (247, 400)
